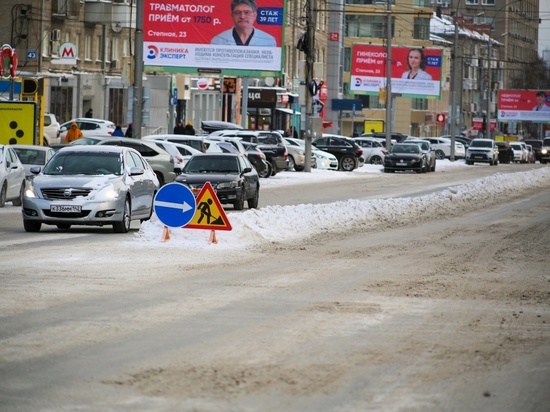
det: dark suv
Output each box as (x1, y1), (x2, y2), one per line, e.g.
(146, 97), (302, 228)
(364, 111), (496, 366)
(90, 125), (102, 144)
(314, 134), (364, 171)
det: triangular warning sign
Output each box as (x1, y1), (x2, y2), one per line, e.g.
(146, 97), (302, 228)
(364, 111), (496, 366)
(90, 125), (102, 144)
(184, 182), (232, 231)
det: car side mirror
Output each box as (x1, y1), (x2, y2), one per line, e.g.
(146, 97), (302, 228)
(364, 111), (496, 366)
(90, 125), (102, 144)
(129, 167), (144, 176)
(243, 167), (252, 173)
(30, 166), (41, 175)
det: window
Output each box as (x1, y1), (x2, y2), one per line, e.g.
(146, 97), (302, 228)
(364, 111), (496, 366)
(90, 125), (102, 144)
(96, 35), (102, 62)
(345, 15), (394, 39)
(414, 0), (431, 6)
(346, 0), (395, 4)
(465, 0), (479, 4)
(413, 18), (430, 40)
(481, 0), (495, 5)
(85, 35), (92, 61)
(412, 98), (428, 110)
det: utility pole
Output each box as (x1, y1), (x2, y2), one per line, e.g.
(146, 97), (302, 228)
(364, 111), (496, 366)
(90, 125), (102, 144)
(384, 0), (392, 150)
(304, 0), (317, 173)
(449, 13), (459, 160)
(132, 0), (144, 138)
(486, 38), (492, 140)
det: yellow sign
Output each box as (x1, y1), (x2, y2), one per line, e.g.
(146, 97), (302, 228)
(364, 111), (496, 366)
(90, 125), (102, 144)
(185, 182), (232, 231)
(0, 101), (36, 145)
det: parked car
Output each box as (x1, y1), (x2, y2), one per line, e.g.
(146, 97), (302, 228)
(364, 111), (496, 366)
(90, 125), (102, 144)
(149, 140), (190, 174)
(239, 140), (273, 178)
(315, 134), (364, 171)
(143, 134), (206, 152)
(424, 137), (465, 159)
(526, 144), (536, 163)
(71, 136), (177, 185)
(210, 130), (289, 176)
(284, 137), (338, 170)
(200, 120), (244, 133)
(11, 145), (56, 179)
(404, 138), (436, 172)
(509, 142), (528, 163)
(353, 137), (389, 165)
(43, 113), (61, 145)
(22, 145), (159, 232)
(383, 143), (428, 173)
(0, 144), (26, 207)
(175, 153), (259, 210)
(540, 137), (550, 164)
(59, 118), (115, 142)
(360, 132), (408, 144)
(495, 141), (513, 164)
(440, 135), (472, 150)
(465, 138), (499, 165)
(523, 139), (542, 162)
(259, 130), (315, 172)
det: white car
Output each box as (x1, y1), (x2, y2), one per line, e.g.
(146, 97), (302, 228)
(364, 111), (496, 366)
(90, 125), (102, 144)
(509, 142), (528, 163)
(143, 134), (206, 153)
(43, 113), (61, 145)
(0, 144), (26, 207)
(59, 118), (115, 142)
(424, 137), (465, 159)
(353, 137), (389, 165)
(11, 145), (56, 179)
(148, 140), (194, 173)
(284, 137), (338, 170)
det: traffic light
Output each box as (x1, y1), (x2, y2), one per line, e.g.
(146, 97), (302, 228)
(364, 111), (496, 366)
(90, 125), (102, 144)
(22, 78), (38, 96)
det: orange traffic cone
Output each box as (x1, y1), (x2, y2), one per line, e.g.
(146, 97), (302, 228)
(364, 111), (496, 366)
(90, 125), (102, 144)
(208, 230), (218, 244)
(161, 225), (170, 242)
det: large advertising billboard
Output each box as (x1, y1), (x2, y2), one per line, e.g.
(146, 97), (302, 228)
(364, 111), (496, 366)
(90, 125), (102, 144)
(350, 44), (442, 98)
(498, 90), (550, 122)
(143, 0), (284, 73)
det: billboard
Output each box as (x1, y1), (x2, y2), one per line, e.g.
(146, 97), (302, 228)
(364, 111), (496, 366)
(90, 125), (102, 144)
(350, 44), (442, 98)
(498, 90), (550, 122)
(143, 0), (284, 73)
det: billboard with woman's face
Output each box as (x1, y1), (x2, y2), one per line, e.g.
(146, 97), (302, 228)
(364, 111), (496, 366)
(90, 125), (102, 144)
(143, 0), (284, 74)
(498, 90), (550, 122)
(350, 44), (443, 98)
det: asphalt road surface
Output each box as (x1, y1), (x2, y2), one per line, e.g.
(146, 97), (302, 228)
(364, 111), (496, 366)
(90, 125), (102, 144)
(1, 163), (549, 411)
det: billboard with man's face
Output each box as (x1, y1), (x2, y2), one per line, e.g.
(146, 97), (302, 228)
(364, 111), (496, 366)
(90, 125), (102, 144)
(143, 0), (284, 74)
(350, 44), (443, 98)
(498, 90), (550, 122)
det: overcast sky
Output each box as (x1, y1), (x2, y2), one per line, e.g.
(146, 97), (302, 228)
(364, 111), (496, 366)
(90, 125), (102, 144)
(540, 0), (550, 54)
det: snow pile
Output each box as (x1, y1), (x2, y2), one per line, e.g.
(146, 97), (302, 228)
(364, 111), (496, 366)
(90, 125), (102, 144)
(134, 166), (550, 249)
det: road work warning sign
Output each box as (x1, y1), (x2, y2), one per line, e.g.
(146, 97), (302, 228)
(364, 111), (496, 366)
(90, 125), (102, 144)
(185, 182), (232, 231)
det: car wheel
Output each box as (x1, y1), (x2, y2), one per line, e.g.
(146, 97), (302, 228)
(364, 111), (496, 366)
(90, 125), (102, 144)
(24, 220), (41, 232)
(339, 155), (356, 171)
(369, 155), (383, 165)
(435, 150), (446, 160)
(270, 160), (278, 176)
(258, 162), (272, 179)
(384, 168), (394, 173)
(113, 197), (131, 233)
(11, 182), (25, 207)
(233, 190), (245, 210)
(56, 224), (71, 230)
(0, 183), (6, 207)
(247, 186), (259, 209)
(288, 156), (296, 171)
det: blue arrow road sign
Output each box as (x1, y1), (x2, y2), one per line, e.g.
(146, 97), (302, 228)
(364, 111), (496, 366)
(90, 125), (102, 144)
(153, 182), (196, 228)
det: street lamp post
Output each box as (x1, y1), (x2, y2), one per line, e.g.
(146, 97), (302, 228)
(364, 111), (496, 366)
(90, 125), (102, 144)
(485, 36), (492, 139)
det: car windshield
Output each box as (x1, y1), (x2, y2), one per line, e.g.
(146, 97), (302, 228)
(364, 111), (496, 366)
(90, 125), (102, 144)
(43, 152), (122, 175)
(70, 137), (103, 146)
(470, 140), (493, 148)
(13, 148), (47, 165)
(184, 156), (239, 173)
(392, 145), (419, 154)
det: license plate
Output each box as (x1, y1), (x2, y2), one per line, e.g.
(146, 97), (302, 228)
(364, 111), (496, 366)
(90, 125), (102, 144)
(397, 162), (408, 166)
(50, 205), (81, 213)
(473, 155), (483, 159)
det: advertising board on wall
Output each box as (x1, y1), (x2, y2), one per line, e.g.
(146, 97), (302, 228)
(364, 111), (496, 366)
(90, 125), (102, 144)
(350, 44), (442, 98)
(143, 0), (284, 74)
(498, 90), (550, 122)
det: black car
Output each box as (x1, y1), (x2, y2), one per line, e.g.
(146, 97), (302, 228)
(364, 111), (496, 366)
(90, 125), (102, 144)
(523, 139), (542, 162)
(383, 143), (427, 173)
(239, 140), (272, 178)
(495, 141), (513, 164)
(314, 134), (364, 171)
(175, 153), (259, 210)
(360, 132), (409, 144)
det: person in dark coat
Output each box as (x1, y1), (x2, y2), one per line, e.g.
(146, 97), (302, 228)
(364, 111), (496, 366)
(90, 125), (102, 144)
(85, 108), (93, 118)
(112, 125), (124, 137)
(174, 121), (186, 135)
(184, 121), (196, 135)
(125, 123), (133, 138)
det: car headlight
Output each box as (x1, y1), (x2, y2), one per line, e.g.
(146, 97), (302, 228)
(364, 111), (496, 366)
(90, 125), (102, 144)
(91, 185), (120, 201)
(217, 181), (238, 189)
(542, 148), (548, 155)
(25, 184), (39, 198)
